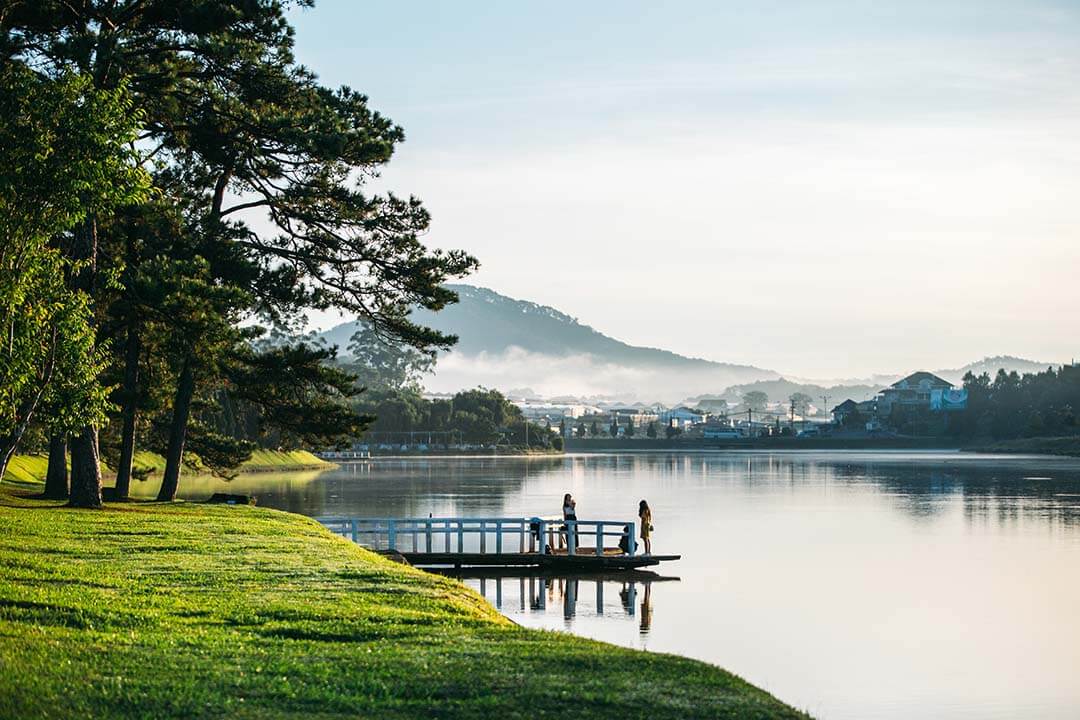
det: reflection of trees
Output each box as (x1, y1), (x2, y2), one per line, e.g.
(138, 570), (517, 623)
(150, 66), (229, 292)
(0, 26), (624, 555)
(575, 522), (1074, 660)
(241, 456), (566, 518)
(564, 452), (1080, 531)
(234, 452), (1080, 535)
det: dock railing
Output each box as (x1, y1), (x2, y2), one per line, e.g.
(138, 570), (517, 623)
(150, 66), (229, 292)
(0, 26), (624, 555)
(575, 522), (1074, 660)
(319, 516), (637, 557)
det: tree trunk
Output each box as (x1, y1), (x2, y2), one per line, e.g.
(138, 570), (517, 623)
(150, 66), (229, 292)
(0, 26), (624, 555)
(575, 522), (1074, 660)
(158, 357), (195, 502)
(43, 434), (68, 499)
(67, 217), (104, 508)
(67, 427), (102, 508)
(0, 393), (48, 488)
(113, 324), (141, 500)
(0, 441), (16, 488)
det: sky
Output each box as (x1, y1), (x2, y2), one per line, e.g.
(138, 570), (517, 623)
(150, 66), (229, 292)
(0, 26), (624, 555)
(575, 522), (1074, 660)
(288, 0), (1080, 379)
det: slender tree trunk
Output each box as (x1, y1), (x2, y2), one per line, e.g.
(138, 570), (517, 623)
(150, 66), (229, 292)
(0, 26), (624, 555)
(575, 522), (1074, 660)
(158, 357), (195, 501)
(0, 441), (16, 488)
(113, 324), (141, 500)
(68, 427), (101, 508)
(43, 434), (68, 499)
(68, 217), (103, 508)
(0, 392), (47, 487)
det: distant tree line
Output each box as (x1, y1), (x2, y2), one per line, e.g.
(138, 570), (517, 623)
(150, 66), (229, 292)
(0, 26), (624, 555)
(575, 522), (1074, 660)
(951, 366), (1080, 439)
(337, 326), (560, 450)
(350, 388), (562, 451)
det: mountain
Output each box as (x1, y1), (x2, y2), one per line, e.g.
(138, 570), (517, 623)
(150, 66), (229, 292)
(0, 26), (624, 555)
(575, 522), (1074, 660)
(317, 288), (1065, 403)
(934, 355), (1060, 384)
(707, 356), (1065, 414)
(318, 285), (779, 401)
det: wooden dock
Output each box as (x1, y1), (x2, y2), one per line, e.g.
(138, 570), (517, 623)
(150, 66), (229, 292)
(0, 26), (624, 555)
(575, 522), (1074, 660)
(319, 516), (680, 571)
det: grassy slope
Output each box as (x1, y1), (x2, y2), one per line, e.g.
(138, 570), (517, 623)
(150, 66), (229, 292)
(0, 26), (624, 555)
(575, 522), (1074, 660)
(1, 455), (49, 485)
(0, 490), (806, 720)
(2, 450), (329, 485)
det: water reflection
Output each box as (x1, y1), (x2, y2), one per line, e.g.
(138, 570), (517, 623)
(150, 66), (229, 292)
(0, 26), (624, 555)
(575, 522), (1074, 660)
(435, 569), (673, 638)
(132, 451), (1080, 719)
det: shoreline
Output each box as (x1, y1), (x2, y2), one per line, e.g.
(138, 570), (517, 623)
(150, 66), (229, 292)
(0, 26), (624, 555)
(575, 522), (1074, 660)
(564, 436), (1080, 458)
(1, 449), (335, 486)
(0, 486), (807, 719)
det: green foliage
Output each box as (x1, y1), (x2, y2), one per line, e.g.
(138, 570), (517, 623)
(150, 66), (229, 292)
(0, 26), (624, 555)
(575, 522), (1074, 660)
(742, 391), (769, 412)
(0, 65), (147, 473)
(0, 489), (805, 719)
(355, 388), (560, 450)
(955, 365), (1080, 440)
(345, 321), (435, 392)
(4, 1), (478, 486)
(789, 393), (813, 416)
(223, 342), (369, 449)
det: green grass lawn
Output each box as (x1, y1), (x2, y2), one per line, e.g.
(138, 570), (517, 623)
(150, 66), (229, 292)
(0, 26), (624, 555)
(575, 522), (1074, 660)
(0, 489), (807, 719)
(1, 455), (49, 486)
(2, 449), (330, 486)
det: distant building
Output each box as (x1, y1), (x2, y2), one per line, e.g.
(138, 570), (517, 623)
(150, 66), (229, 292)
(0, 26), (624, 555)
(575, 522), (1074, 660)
(831, 399), (859, 425)
(876, 371), (957, 414)
(699, 418), (739, 439)
(663, 407), (706, 428)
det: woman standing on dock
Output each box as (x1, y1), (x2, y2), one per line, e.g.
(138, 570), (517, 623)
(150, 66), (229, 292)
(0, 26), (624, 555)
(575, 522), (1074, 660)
(639, 499), (653, 555)
(561, 493), (577, 549)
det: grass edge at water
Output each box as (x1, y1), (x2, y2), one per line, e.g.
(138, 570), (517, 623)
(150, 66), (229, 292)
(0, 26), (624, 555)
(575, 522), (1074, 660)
(0, 486), (809, 719)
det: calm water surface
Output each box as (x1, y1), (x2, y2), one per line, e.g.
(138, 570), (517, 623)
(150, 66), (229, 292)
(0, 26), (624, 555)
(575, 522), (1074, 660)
(161, 451), (1080, 720)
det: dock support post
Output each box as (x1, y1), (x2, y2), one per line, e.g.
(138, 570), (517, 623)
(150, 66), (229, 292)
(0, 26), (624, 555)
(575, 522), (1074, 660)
(537, 520), (547, 555)
(425, 520), (432, 553)
(480, 520), (486, 553)
(495, 520), (503, 554)
(626, 521), (636, 556)
(387, 520), (397, 551)
(567, 520), (576, 556)
(350, 519), (358, 544)
(595, 522), (604, 556)
(457, 521), (464, 553)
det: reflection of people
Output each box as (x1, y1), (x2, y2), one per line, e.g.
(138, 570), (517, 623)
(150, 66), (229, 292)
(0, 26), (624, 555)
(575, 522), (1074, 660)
(619, 583), (634, 616)
(560, 493), (577, 550)
(638, 499), (653, 555)
(639, 583), (653, 635)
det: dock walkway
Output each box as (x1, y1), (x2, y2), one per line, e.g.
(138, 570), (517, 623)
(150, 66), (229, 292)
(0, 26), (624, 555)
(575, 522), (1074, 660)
(319, 516), (680, 570)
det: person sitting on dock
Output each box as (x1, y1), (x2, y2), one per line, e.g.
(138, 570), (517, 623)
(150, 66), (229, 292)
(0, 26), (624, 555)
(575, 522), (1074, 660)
(618, 524), (631, 554)
(638, 499), (653, 555)
(560, 493), (577, 549)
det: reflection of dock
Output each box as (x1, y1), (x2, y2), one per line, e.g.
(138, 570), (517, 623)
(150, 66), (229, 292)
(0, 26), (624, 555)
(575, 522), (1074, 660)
(434, 567), (679, 583)
(432, 569), (670, 630)
(319, 516), (680, 571)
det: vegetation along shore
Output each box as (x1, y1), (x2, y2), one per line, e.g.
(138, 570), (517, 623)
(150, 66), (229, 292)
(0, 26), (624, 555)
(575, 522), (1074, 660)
(0, 485), (807, 720)
(1, 450), (330, 487)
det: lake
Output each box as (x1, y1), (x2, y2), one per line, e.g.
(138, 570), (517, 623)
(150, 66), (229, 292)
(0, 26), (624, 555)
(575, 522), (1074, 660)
(162, 451), (1080, 720)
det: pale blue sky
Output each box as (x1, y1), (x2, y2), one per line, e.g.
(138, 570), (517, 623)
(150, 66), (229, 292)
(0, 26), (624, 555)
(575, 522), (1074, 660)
(289, 1), (1080, 378)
